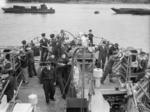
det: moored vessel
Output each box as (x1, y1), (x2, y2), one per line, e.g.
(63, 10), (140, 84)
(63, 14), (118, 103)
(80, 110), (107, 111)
(111, 8), (150, 15)
(2, 4), (55, 14)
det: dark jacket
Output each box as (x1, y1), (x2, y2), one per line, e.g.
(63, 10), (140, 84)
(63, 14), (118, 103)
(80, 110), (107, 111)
(22, 45), (29, 51)
(4, 75), (17, 102)
(98, 45), (107, 60)
(40, 38), (49, 50)
(104, 56), (119, 73)
(56, 57), (69, 72)
(27, 50), (34, 64)
(41, 67), (55, 83)
(88, 33), (94, 44)
(20, 54), (28, 68)
(109, 45), (119, 56)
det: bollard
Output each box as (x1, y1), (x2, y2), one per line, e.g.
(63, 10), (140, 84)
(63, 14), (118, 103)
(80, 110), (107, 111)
(93, 68), (103, 88)
(28, 94), (38, 112)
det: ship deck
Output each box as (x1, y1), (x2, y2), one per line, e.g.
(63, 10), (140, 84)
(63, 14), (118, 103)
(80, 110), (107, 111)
(17, 57), (123, 112)
(18, 76), (66, 112)
(18, 78), (121, 112)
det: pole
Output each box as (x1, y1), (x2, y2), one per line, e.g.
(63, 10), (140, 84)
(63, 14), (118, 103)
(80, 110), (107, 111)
(82, 47), (85, 99)
(81, 47), (86, 112)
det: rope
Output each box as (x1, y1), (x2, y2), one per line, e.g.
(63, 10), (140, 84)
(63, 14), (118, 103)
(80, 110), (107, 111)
(63, 30), (77, 39)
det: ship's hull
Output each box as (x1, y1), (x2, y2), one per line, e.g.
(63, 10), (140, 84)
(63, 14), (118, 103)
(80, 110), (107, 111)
(2, 8), (55, 14)
(111, 8), (150, 15)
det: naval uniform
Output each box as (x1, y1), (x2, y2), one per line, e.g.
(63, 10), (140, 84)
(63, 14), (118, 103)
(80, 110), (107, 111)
(40, 38), (49, 64)
(88, 33), (94, 46)
(97, 45), (107, 69)
(41, 67), (55, 103)
(56, 57), (69, 98)
(101, 56), (118, 84)
(4, 75), (17, 102)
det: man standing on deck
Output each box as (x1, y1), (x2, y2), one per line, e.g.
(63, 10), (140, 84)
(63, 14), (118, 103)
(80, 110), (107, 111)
(96, 41), (107, 69)
(50, 34), (57, 55)
(59, 29), (66, 42)
(101, 52), (119, 84)
(20, 51), (29, 84)
(21, 40), (28, 51)
(56, 53), (69, 99)
(88, 29), (94, 46)
(41, 64), (56, 104)
(109, 43), (119, 58)
(40, 33), (49, 65)
(54, 35), (66, 60)
(30, 40), (35, 55)
(27, 48), (37, 77)
(3, 54), (17, 102)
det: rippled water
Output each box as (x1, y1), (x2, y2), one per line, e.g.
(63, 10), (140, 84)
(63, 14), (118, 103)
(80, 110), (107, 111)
(0, 1), (150, 52)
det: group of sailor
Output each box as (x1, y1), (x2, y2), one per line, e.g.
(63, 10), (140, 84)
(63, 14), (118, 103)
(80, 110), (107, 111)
(0, 39), (38, 102)
(24, 29), (122, 104)
(0, 29), (148, 104)
(34, 29), (123, 103)
(38, 30), (73, 103)
(0, 49), (17, 102)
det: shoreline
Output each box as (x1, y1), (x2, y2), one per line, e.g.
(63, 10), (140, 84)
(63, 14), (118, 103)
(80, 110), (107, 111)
(6, 1), (150, 4)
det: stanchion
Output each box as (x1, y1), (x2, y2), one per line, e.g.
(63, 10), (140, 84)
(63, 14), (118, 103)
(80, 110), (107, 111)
(28, 94), (38, 112)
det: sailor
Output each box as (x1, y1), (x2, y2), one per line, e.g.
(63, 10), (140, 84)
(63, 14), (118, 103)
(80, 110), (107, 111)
(54, 35), (66, 60)
(3, 54), (17, 102)
(21, 40), (28, 51)
(88, 29), (94, 46)
(63, 57), (72, 97)
(100, 51), (119, 84)
(56, 53), (69, 99)
(49, 34), (55, 43)
(27, 48), (37, 77)
(96, 41), (107, 69)
(138, 51), (148, 71)
(41, 64), (56, 104)
(40, 33), (49, 65)
(4, 73), (17, 102)
(47, 54), (57, 69)
(19, 50), (29, 84)
(49, 34), (56, 54)
(39, 54), (56, 84)
(3, 53), (13, 74)
(59, 29), (66, 42)
(30, 40), (35, 54)
(109, 43), (119, 58)
(81, 33), (89, 47)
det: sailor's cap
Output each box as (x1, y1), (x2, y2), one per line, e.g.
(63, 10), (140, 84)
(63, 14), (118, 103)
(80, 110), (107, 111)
(41, 33), (46, 37)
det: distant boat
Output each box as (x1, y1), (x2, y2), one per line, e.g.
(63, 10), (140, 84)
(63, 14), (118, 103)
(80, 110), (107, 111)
(111, 8), (150, 15)
(2, 4), (55, 14)
(94, 11), (100, 14)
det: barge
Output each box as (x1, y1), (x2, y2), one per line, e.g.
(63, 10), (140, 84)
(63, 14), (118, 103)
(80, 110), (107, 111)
(2, 4), (55, 14)
(111, 8), (150, 15)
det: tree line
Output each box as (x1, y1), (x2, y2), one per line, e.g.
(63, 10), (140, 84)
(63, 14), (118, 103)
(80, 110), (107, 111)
(7, 0), (150, 3)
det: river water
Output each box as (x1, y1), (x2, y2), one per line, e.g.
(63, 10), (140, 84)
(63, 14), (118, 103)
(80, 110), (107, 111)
(0, 1), (150, 52)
